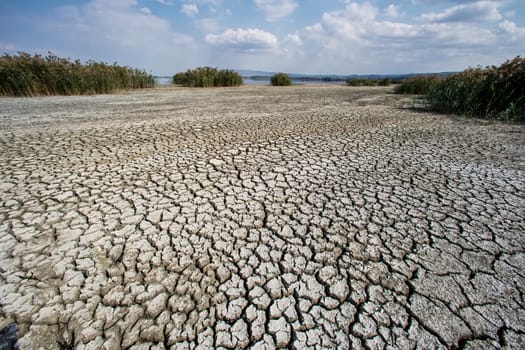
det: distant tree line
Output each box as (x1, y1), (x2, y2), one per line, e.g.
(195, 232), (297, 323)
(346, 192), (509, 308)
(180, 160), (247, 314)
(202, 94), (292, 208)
(0, 52), (155, 96)
(173, 67), (242, 87)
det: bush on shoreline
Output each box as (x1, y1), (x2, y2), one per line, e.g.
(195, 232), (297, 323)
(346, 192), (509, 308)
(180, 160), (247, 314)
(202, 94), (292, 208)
(173, 67), (242, 87)
(427, 57), (524, 121)
(346, 78), (394, 86)
(271, 73), (291, 86)
(0, 52), (155, 96)
(395, 56), (524, 122)
(394, 75), (440, 95)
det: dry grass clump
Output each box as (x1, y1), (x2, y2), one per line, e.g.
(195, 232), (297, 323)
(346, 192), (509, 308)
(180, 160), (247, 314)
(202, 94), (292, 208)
(0, 52), (155, 96)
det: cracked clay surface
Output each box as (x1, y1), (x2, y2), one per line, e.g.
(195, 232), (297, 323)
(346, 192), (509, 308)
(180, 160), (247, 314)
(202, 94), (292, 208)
(0, 85), (524, 349)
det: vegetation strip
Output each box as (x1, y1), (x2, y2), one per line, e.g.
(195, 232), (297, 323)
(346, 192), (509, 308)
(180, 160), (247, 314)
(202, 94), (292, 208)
(0, 52), (155, 97)
(346, 78), (394, 87)
(395, 56), (524, 122)
(271, 73), (292, 86)
(173, 67), (243, 87)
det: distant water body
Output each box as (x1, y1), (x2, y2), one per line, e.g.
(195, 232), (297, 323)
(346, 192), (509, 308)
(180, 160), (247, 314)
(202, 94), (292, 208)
(243, 78), (345, 85)
(155, 77), (345, 86)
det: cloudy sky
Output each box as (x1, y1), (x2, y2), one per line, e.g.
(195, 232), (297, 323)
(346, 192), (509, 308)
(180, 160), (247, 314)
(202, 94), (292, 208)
(0, 0), (524, 75)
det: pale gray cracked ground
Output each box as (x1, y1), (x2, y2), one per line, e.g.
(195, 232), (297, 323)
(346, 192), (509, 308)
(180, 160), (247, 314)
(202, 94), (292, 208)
(0, 85), (524, 349)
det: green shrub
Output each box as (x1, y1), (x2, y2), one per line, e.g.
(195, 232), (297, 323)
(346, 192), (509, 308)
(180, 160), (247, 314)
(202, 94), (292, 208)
(215, 69), (243, 87)
(0, 52), (155, 96)
(271, 73), (291, 86)
(347, 79), (371, 87)
(173, 72), (188, 85)
(394, 75), (441, 94)
(172, 67), (242, 87)
(427, 56), (525, 121)
(426, 69), (486, 117)
(379, 78), (392, 86)
(346, 78), (392, 87)
(394, 57), (525, 121)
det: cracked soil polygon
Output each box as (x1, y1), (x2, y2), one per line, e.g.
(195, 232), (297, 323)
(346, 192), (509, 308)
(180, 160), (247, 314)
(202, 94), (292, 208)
(0, 85), (524, 349)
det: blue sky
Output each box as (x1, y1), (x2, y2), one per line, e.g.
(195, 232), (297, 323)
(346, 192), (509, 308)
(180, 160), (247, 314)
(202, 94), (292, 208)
(1, 0), (524, 75)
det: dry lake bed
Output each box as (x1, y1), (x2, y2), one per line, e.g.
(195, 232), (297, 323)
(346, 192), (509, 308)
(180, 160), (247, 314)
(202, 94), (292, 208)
(0, 85), (524, 349)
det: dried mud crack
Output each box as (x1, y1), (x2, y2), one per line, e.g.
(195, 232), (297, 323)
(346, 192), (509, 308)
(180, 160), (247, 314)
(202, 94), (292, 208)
(0, 85), (524, 349)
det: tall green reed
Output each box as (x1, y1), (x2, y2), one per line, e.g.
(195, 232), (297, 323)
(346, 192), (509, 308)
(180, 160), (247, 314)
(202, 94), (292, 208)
(394, 75), (441, 95)
(427, 56), (524, 121)
(395, 57), (524, 122)
(347, 78), (393, 86)
(173, 67), (242, 87)
(0, 52), (155, 96)
(270, 73), (291, 86)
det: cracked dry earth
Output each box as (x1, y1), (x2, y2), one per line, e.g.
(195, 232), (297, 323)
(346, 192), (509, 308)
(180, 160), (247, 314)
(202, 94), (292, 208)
(0, 85), (524, 350)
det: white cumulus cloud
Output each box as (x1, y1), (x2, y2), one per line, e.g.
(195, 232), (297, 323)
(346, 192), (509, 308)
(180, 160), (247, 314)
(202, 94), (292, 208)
(181, 3), (199, 17)
(421, 1), (502, 23)
(253, 0), (298, 22)
(285, 33), (302, 46)
(289, 0), (506, 73)
(499, 20), (525, 41)
(153, 0), (172, 5)
(47, 0), (197, 74)
(304, 1), (499, 47)
(318, 2), (379, 43)
(385, 4), (401, 18)
(205, 28), (278, 51)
